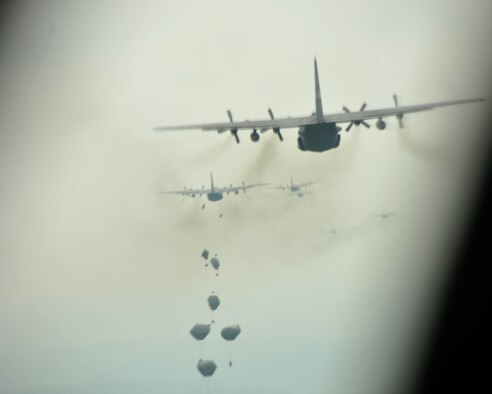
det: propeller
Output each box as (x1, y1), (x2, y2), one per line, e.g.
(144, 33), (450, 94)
(393, 94), (404, 128)
(199, 185), (205, 196)
(227, 109), (240, 143)
(226, 183), (232, 194)
(242, 181), (247, 193)
(342, 102), (370, 132)
(268, 108), (283, 141)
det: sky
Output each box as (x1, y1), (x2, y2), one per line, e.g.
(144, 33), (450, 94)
(0, 1), (491, 393)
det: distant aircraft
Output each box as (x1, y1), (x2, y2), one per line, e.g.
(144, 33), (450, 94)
(271, 176), (319, 197)
(324, 227), (338, 236)
(161, 173), (268, 207)
(373, 212), (397, 220)
(154, 58), (485, 153)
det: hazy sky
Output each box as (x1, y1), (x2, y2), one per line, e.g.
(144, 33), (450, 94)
(0, 1), (491, 393)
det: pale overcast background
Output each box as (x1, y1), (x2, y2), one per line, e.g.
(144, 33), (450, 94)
(0, 1), (491, 393)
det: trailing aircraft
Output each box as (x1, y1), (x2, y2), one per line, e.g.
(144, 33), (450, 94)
(271, 176), (319, 197)
(373, 212), (397, 220)
(161, 173), (269, 205)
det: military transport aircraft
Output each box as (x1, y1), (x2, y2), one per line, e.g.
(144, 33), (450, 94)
(373, 212), (397, 220)
(154, 59), (484, 153)
(271, 176), (319, 197)
(161, 173), (269, 207)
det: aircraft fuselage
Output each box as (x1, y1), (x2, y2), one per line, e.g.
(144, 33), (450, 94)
(207, 192), (223, 202)
(297, 123), (341, 152)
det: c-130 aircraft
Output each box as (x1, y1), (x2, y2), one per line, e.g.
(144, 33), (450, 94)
(154, 59), (484, 153)
(161, 173), (268, 204)
(271, 176), (319, 198)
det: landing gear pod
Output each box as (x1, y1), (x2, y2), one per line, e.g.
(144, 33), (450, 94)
(297, 136), (306, 151)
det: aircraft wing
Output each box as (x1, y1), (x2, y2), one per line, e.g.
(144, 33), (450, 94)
(323, 98), (485, 124)
(154, 115), (317, 132)
(219, 182), (270, 193)
(160, 188), (210, 196)
(154, 98), (484, 132)
(298, 180), (319, 188)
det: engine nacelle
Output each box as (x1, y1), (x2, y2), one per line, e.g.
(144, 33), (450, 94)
(376, 118), (386, 130)
(250, 130), (260, 142)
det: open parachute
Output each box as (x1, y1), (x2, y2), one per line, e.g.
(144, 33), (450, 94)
(190, 323), (211, 340)
(208, 293), (220, 311)
(221, 325), (241, 341)
(197, 359), (217, 377)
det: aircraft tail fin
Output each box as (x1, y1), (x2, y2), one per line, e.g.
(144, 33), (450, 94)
(314, 58), (324, 123)
(210, 173), (214, 192)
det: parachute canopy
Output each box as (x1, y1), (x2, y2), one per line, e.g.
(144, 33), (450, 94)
(197, 359), (217, 377)
(221, 324), (241, 341)
(208, 294), (220, 311)
(201, 249), (209, 260)
(190, 323), (211, 340)
(210, 257), (220, 270)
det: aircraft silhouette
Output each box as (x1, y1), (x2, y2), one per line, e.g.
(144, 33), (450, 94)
(155, 59), (485, 153)
(271, 176), (319, 197)
(161, 173), (269, 204)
